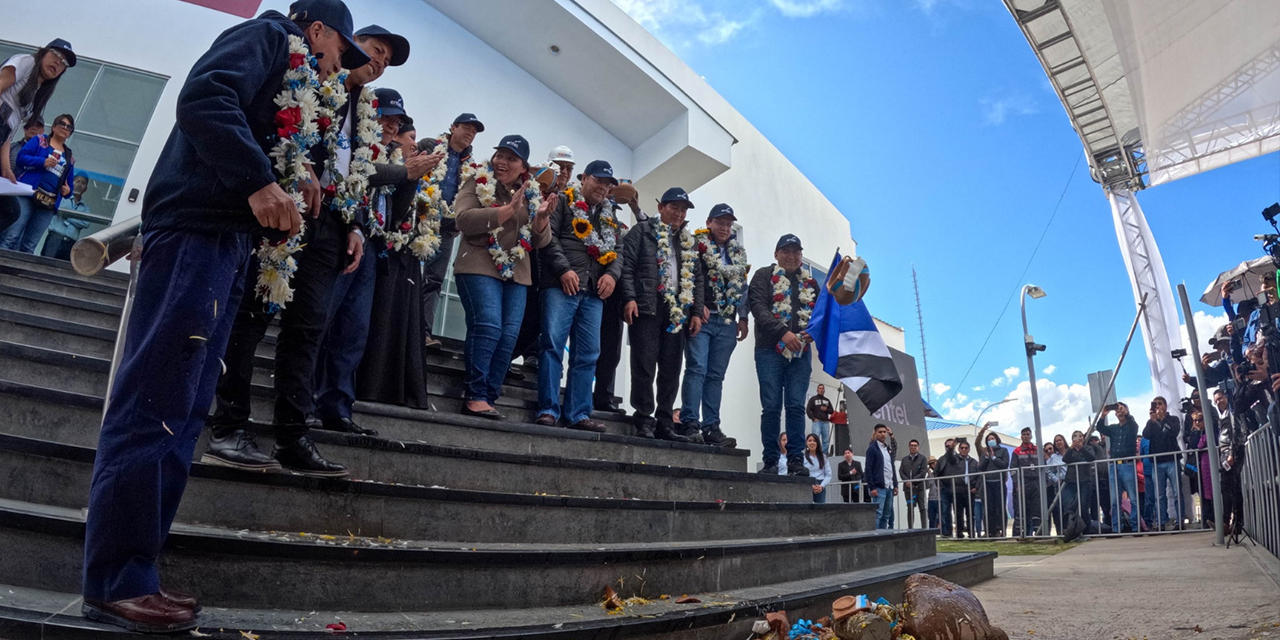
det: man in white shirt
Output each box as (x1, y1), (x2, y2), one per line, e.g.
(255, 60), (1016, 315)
(865, 424), (898, 529)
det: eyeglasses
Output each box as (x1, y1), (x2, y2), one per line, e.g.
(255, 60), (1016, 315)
(50, 50), (68, 69)
(54, 122), (74, 132)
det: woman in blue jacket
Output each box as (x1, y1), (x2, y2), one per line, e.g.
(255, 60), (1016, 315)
(1, 113), (74, 252)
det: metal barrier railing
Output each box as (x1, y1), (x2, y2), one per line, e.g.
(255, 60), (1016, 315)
(826, 448), (1214, 538)
(68, 215), (143, 414)
(1242, 423), (1279, 559)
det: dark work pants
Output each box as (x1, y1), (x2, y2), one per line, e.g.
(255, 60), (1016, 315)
(83, 229), (251, 601)
(511, 250), (542, 362)
(210, 213), (346, 441)
(421, 229), (457, 337)
(628, 308), (684, 420)
(940, 486), (954, 536)
(314, 237), (375, 422)
(954, 486), (974, 537)
(984, 482), (1007, 537)
(594, 290), (624, 407)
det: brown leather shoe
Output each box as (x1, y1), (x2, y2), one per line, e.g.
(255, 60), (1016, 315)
(83, 593), (198, 633)
(160, 587), (201, 613)
(569, 419), (607, 433)
(534, 414), (557, 427)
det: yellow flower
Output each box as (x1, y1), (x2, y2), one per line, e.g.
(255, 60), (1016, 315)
(572, 218), (592, 239)
(599, 251), (618, 265)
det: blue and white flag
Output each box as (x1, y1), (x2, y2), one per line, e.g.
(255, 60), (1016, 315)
(807, 252), (903, 413)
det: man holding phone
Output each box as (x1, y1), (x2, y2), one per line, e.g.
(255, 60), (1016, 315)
(1095, 402), (1142, 533)
(1143, 397), (1184, 530)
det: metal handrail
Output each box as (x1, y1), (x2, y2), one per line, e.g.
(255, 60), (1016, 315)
(70, 215), (141, 276)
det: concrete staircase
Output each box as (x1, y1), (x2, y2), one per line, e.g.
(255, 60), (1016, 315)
(0, 249), (993, 639)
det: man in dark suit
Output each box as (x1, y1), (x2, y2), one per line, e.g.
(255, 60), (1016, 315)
(837, 447), (864, 503)
(864, 424), (898, 529)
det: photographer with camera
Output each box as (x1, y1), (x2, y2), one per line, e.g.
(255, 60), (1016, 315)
(1095, 402), (1142, 533)
(1142, 397), (1184, 531)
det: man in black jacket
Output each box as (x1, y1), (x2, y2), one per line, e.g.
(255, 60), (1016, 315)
(202, 20), (403, 479)
(1095, 402), (1142, 532)
(621, 187), (704, 441)
(80, 1), (366, 631)
(950, 440), (980, 538)
(749, 233), (819, 476)
(1143, 396), (1184, 530)
(534, 160), (623, 433)
(900, 439), (928, 528)
(837, 448), (865, 502)
(934, 438), (957, 535)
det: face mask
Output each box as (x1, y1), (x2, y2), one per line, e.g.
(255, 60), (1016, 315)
(986, 439), (997, 447)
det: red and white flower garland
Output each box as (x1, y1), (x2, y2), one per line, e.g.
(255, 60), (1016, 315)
(473, 163), (541, 280)
(565, 185), (619, 265)
(405, 135), (479, 260)
(771, 263), (818, 353)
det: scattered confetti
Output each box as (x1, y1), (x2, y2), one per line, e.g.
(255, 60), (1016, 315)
(676, 595), (701, 604)
(239, 632), (259, 640)
(189, 630), (212, 638)
(162, 422), (173, 436)
(189, 335), (207, 341)
(325, 621), (347, 632)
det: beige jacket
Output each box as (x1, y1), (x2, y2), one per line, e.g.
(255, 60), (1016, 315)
(452, 177), (552, 286)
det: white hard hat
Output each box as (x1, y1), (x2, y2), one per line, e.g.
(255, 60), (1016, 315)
(548, 145), (575, 164)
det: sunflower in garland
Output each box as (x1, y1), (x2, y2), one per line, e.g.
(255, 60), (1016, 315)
(599, 251), (618, 265)
(572, 218), (593, 239)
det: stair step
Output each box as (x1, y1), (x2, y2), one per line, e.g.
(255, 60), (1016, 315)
(0, 265), (127, 305)
(0, 250), (129, 287)
(0, 498), (933, 613)
(0, 285), (122, 332)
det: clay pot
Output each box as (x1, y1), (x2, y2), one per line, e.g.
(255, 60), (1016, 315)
(832, 595), (862, 621)
(832, 611), (890, 640)
(898, 573), (1009, 640)
(612, 183), (637, 204)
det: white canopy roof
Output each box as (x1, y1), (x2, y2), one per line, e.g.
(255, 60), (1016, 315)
(1005, 0), (1280, 189)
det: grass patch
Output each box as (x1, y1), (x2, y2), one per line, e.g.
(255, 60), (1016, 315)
(936, 539), (1083, 556)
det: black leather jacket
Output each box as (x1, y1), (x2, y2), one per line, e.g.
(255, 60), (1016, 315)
(620, 218), (705, 320)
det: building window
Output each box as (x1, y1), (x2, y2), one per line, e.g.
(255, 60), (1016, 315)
(1, 41), (167, 252)
(430, 240), (466, 340)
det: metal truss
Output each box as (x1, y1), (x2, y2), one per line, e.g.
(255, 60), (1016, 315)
(1002, 0), (1149, 191)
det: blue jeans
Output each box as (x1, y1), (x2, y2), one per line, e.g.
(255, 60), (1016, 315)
(1145, 459), (1181, 527)
(457, 274), (526, 403)
(680, 312), (738, 430)
(928, 500), (940, 530)
(813, 487), (827, 503)
(0, 196), (54, 253)
(812, 420), (831, 453)
(1110, 461), (1142, 531)
(314, 239), (375, 421)
(873, 488), (894, 529)
(755, 347), (810, 466)
(537, 288), (603, 423)
(83, 229), (251, 601)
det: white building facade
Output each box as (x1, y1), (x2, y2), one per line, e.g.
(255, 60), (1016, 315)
(0, 0), (858, 461)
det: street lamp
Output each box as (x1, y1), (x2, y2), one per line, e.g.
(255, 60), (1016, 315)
(1021, 284), (1049, 535)
(973, 398), (1013, 428)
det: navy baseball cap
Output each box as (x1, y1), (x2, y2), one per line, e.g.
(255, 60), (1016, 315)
(775, 234), (803, 251)
(288, 0), (370, 71)
(354, 25), (410, 67)
(398, 115), (415, 135)
(582, 160), (617, 185)
(494, 134), (531, 163)
(708, 203), (736, 220)
(46, 39), (76, 68)
(453, 113), (485, 133)
(659, 187), (694, 208)
(373, 88), (406, 118)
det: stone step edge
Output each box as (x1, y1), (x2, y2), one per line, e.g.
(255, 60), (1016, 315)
(0, 553), (991, 640)
(0, 497), (930, 566)
(0, 263), (127, 297)
(0, 433), (845, 514)
(0, 250), (129, 283)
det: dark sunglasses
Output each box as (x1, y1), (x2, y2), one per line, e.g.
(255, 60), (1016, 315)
(54, 121), (74, 132)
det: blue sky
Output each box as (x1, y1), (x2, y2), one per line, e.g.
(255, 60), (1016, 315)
(613, 0), (1280, 440)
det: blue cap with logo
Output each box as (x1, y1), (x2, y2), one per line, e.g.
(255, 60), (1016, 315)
(708, 203), (736, 220)
(373, 88), (406, 118)
(288, 0), (370, 71)
(354, 25), (410, 67)
(46, 39), (76, 68)
(659, 187), (694, 208)
(775, 234), (803, 251)
(494, 134), (531, 163)
(452, 112), (485, 133)
(583, 160), (617, 185)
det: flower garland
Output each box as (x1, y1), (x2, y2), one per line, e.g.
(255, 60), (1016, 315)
(655, 221), (698, 333)
(255, 35), (326, 311)
(406, 135), (479, 260)
(565, 185), (619, 265)
(693, 229), (749, 323)
(770, 263), (819, 353)
(317, 81), (384, 231)
(473, 162), (541, 280)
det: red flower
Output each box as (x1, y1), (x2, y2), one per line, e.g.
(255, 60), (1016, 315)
(807, 279), (818, 288)
(770, 275), (780, 284)
(370, 145), (380, 161)
(371, 99), (379, 110)
(697, 242), (707, 252)
(576, 201), (589, 211)
(519, 238), (532, 251)
(710, 276), (719, 282)
(587, 245), (601, 257)
(323, 183), (336, 197)
(289, 53), (306, 69)
(400, 221), (411, 231)
(773, 293), (786, 302)
(386, 241), (393, 250)
(315, 116), (332, 131)
(275, 106), (302, 139)
(475, 176), (489, 185)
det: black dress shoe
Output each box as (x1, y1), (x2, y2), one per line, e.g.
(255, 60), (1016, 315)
(534, 414), (557, 426)
(634, 416), (656, 439)
(786, 456), (810, 477)
(461, 405), (505, 420)
(321, 417), (378, 436)
(758, 464), (779, 475)
(655, 418), (694, 444)
(200, 429), (283, 473)
(506, 368), (525, 381)
(676, 420), (705, 445)
(570, 419), (607, 433)
(273, 436), (349, 478)
(304, 415), (323, 431)
(702, 424), (738, 448)
(82, 594), (197, 633)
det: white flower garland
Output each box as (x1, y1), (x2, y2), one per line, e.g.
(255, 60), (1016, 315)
(693, 229), (749, 323)
(317, 80), (382, 230)
(655, 221), (698, 333)
(770, 263), (819, 352)
(565, 185), (620, 265)
(472, 162), (541, 280)
(405, 135), (479, 260)
(255, 35), (326, 311)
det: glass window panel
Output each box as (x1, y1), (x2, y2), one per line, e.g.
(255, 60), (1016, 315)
(438, 293), (466, 341)
(43, 61), (100, 123)
(76, 67), (165, 143)
(67, 134), (137, 186)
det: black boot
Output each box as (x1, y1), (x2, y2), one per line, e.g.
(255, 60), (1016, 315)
(701, 423), (738, 448)
(273, 435), (349, 478)
(655, 416), (694, 444)
(634, 415), (656, 439)
(758, 461), (780, 474)
(786, 455), (810, 477)
(201, 428), (283, 472)
(677, 419), (705, 445)
(320, 416), (378, 436)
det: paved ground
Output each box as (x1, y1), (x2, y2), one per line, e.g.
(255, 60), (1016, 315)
(970, 532), (1280, 640)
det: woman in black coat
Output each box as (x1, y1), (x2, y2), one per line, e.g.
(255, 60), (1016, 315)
(977, 426), (1010, 538)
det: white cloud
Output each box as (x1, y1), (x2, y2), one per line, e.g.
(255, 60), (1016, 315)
(931, 382), (952, 395)
(768, 0), (842, 17)
(992, 377), (1006, 387)
(972, 385), (985, 392)
(1181, 309), (1229, 354)
(942, 376), (1096, 444)
(1042, 364), (1057, 375)
(697, 14), (748, 44)
(980, 93), (1039, 126)
(612, 0), (837, 48)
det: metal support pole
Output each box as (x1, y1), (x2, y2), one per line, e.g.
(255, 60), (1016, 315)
(1085, 293), (1148, 439)
(1176, 283), (1225, 545)
(101, 234), (144, 418)
(1022, 290), (1049, 533)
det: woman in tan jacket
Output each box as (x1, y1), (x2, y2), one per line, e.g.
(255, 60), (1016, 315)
(453, 134), (557, 418)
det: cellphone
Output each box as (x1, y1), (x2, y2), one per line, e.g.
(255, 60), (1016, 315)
(1171, 348), (1187, 359)
(1104, 403), (1118, 412)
